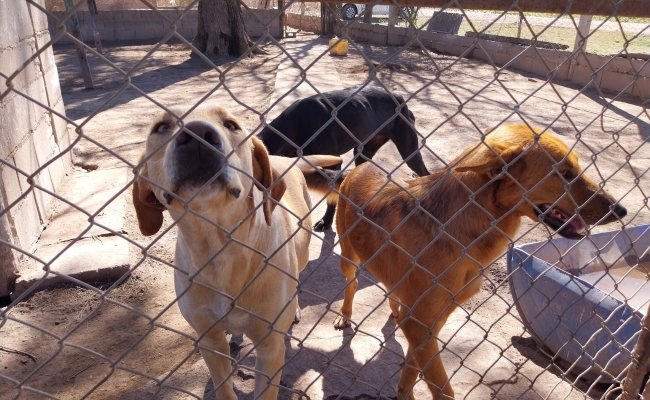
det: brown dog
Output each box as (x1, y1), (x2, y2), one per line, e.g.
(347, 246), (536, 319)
(132, 104), (340, 399)
(333, 124), (626, 399)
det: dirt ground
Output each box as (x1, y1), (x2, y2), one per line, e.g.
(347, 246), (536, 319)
(1, 34), (648, 400)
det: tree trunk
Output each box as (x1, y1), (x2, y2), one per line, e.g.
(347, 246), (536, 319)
(362, 5), (373, 23)
(192, 0), (253, 57)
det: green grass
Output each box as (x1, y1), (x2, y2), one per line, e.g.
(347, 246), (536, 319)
(376, 14), (649, 55)
(458, 22), (650, 55)
(458, 10), (649, 23)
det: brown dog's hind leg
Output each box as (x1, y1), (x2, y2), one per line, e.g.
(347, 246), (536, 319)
(398, 316), (455, 400)
(388, 296), (401, 319)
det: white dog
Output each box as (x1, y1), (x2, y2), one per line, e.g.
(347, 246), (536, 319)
(132, 104), (340, 399)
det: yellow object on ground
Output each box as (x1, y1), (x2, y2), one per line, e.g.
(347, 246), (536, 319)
(329, 37), (348, 56)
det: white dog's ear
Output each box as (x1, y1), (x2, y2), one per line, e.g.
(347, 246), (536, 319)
(251, 136), (286, 226)
(132, 164), (166, 236)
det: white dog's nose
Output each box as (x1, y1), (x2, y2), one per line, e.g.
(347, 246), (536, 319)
(170, 120), (228, 191)
(177, 121), (222, 148)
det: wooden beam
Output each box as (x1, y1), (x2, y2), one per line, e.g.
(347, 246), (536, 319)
(315, 0), (650, 18)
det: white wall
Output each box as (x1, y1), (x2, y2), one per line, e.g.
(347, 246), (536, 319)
(0, 0), (71, 297)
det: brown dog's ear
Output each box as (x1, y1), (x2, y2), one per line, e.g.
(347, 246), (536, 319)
(132, 176), (166, 236)
(251, 136), (286, 225)
(455, 141), (520, 176)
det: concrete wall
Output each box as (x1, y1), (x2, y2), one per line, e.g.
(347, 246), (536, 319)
(286, 14), (649, 99)
(286, 13), (322, 35)
(0, 1), (72, 296)
(48, 8), (282, 43)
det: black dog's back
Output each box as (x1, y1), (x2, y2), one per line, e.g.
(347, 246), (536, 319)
(260, 87), (418, 159)
(259, 86), (429, 230)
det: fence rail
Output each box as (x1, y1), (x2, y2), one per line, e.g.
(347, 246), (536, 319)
(316, 0), (650, 18)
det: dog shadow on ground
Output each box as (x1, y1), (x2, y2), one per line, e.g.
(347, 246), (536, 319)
(279, 316), (404, 400)
(284, 229), (405, 398)
(511, 335), (617, 399)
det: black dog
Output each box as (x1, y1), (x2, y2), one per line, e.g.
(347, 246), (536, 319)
(258, 86), (430, 231)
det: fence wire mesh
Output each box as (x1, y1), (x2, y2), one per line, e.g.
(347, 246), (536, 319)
(1, 0), (649, 399)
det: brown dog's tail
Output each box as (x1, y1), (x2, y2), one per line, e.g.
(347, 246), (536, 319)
(304, 165), (346, 207)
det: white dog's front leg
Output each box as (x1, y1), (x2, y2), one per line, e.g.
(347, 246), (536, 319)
(252, 330), (286, 400)
(175, 263), (238, 400)
(197, 329), (238, 400)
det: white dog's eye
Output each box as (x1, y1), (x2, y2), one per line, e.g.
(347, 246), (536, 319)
(152, 122), (172, 134)
(223, 120), (239, 131)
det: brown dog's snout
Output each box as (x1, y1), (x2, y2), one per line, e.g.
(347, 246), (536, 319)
(177, 121), (222, 148)
(595, 202), (626, 225)
(609, 203), (627, 220)
(580, 192), (627, 225)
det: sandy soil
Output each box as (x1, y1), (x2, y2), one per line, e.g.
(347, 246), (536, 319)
(1, 35), (648, 400)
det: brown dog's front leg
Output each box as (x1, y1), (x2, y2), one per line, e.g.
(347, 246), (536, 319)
(333, 256), (359, 329)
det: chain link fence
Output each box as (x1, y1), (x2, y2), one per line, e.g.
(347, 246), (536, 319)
(1, 0), (649, 399)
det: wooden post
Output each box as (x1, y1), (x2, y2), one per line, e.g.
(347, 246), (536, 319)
(87, 0), (102, 54)
(573, 14), (593, 53)
(362, 5), (373, 23)
(568, 14), (592, 81)
(63, 0), (94, 89)
(620, 303), (650, 400)
(278, 0), (284, 38)
(388, 5), (399, 27)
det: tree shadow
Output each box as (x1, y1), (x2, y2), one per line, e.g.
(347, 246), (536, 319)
(55, 43), (219, 121)
(581, 89), (650, 141)
(55, 42), (281, 122)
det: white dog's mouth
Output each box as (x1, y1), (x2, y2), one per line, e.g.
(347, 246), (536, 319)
(535, 204), (587, 239)
(163, 172), (242, 207)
